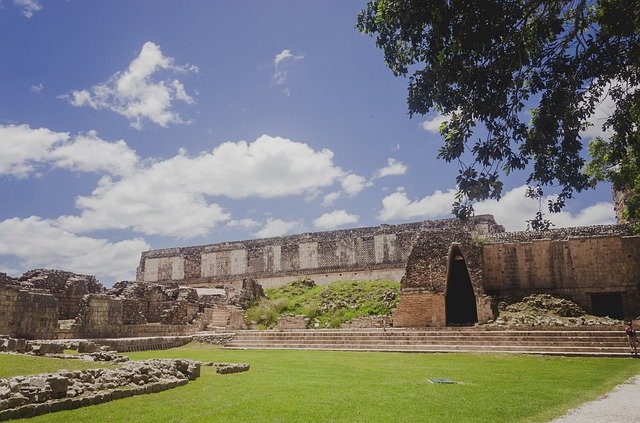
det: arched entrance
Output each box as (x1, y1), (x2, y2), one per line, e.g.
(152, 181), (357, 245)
(445, 245), (478, 325)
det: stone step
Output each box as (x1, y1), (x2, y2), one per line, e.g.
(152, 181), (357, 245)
(222, 329), (630, 356)
(225, 345), (632, 357)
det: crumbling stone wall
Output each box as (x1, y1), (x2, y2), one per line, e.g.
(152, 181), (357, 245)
(482, 233), (640, 318)
(392, 229), (491, 327)
(16, 269), (104, 320)
(394, 223), (640, 328)
(108, 281), (199, 323)
(0, 286), (58, 339)
(137, 215), (501, 288)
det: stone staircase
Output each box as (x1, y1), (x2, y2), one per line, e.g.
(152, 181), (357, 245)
(224, 328), (632, 356)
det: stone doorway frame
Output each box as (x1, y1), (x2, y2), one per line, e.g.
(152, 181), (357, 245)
(444, 244), (478, 326)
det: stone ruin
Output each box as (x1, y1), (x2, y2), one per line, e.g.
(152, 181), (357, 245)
(0, 359), (202, 420)
(0, 269), (264, 340)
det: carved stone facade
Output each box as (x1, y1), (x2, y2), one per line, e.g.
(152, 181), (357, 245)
(136, 216), (502, 289)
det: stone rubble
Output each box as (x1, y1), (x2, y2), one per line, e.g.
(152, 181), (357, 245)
(0, 359), (201, 421)
(485, 294), (623, 327)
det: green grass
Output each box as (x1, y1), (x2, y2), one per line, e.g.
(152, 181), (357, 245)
(4, 343), (638, 422)
(246, 278), (399, 328)
(0, 353), (112, 378)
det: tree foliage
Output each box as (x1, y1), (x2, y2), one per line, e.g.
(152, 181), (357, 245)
(357, 0), (640, 229)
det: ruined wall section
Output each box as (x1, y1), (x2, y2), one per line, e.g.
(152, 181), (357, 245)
(70, 295), (206, 339)
(0, 286), (58, 339)
(482, 233), (640, 317)
(393, 229), (490, 327)
(17, 269), (105, 320)
(137, 216), (501, 288)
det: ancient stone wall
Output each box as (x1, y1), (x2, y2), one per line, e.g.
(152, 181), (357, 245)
(392, 228), (491, 327)
(137, 216), (501, 288)
(482, 234), (640, 318)
(70, 295), (209, 339)
(17, 269), (104, 320)
(0, 286), (58, 339)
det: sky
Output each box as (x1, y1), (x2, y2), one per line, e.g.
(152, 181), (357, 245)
(0, 1), (618, 284)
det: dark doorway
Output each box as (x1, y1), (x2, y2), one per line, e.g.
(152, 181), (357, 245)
(445, 246), (478, 325)
(590, 292), (624, 319)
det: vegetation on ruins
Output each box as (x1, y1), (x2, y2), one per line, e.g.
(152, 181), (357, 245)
(4, 343), (638, 422)
(244, 278), (399, 328)
(357, 0), (640, 230)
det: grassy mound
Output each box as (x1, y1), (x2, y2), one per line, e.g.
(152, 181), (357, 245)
(487, 294), (622, 327)
(245, 278), (399, 329)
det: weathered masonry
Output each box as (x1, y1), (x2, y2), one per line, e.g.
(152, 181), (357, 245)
(136, 216), (502, 288)
(394, 224), (640, 327)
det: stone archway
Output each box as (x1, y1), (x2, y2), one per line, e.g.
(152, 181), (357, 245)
(445, 245), (478, 325)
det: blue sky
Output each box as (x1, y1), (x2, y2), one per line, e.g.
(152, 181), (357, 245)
(0, 1), (617, 284)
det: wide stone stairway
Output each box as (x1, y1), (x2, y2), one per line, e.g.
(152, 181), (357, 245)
(223, 328), (631, 356)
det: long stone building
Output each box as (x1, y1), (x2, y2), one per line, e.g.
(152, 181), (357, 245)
(136, 215), (501, 288)
(138, 215), (640, 325)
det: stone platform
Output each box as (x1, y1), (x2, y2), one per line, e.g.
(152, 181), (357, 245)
(222, 327), (632, 357)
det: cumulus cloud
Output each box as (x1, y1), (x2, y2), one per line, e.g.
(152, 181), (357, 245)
(313, 210), (359, 230)
(273, 49), (304, 95)
(49, 131), (139, 176)
(473, 186), (616, 230)
(378, 185), (616, 231)
(341, 173), (369, 196)
(0, 217), (148, 282)
(374, 158), (407, 179)
(14, 0), (41, 18)
(322, 191), (341, 207)
(63, 41), (198, 130)
(420, 113), (449, 134)
(0, 124), (69, 177)
(255, 218), (303, 238)
(0, 124), (139, 178)
(55, 135), (346, 238)
(378, 188), (457, 221)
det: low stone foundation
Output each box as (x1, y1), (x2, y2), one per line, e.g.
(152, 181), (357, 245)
(340, 316), (392, 329)
(0, 359), (201, 421)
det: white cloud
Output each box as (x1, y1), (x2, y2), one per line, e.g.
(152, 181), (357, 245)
(273, 49), (304, 95)
(313, 210), (359, 230)
(420, 113), (449, 134)
(29, 82), (43, 94)
(473, 186), (616, 230)
(0, 124), (69, 177)
(341, 173), (369, 196)
(378, 185), (616, 231)
(375, 158), (407, 179)
(63, 41), (198, 130)
(14, 0), (41, 18)
(0, 216), (148, 282)
(55, 135), (345, 238)
(255, 218), (303, 238)
(227, 218), (260, 230)
(49, 130), (139, 176)
(378, 188), (457, 221)
(0, 124), (139, 178)
(322, 191), (341, 207)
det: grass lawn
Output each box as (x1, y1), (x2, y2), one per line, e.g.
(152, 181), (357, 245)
(0, 353), (112, 378)
(3, 343), (640, 422)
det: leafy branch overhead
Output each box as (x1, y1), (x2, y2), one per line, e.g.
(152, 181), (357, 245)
(357, 0), (640, 228)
